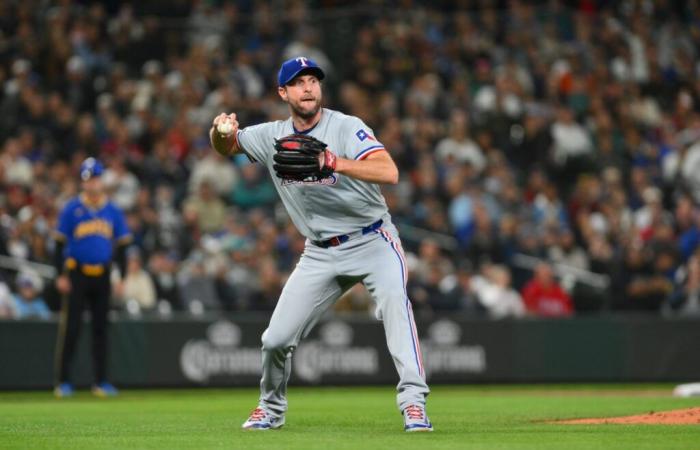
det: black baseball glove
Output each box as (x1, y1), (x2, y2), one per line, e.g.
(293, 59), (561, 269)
(272, 134), (337, 182)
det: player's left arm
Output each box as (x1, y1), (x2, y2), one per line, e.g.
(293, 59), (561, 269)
(112, 206), (133, 278)
(334, 150), (398, 185)
(53, 204), (72, 274)
(333, 120), (398, 184)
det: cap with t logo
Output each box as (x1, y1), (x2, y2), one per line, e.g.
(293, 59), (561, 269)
(278, 57), (325, 86)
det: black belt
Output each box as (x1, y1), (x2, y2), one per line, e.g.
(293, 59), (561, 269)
(313, 219), (383, 248)
(66, 258), (108, 276)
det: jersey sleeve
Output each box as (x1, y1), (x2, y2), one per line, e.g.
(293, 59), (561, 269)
(112, 206), (132, 244)
(343, 118), (387, 160)
(236, 122), (275, 164)
(55, 202), (75, 241)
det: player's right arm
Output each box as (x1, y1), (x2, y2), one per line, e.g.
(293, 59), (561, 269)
(54, 200), (76, 295)
(210, 113), (242, 157)
(211, 114), (275, 163)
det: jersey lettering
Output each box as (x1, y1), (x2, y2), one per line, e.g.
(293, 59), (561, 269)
(74, 219), (113, 239)
(281, 175), (338, 186)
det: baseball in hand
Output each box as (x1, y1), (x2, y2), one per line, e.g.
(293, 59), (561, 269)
(217, 121), (234, 135)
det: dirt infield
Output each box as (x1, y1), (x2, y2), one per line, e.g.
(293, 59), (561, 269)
(555, 407), (700, 425)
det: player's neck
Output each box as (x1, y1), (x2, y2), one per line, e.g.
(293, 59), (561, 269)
(291, 109), (323, 133)
(81, 192), (107, 209)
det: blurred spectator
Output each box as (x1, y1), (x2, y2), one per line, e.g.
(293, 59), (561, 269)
(1, 3), (700, 316)
(435, 109), (485, 173)
(410, 262), (452, 312)
(587, 234), (615, 276)
(117, 247), (156, 311)
(676, 195), (700, 261)
(549, 106), (594, 188)
(187, 1), (231, 46)
(439, 262), (480, 313)
(634, 186), (668, 241)
(229, 164), (277, 210)
(669, 249), (700, 316)
(508, 111), (552, 172)
(532, 182), (568, 228)
(12, 270), (50, 320)
(612, 242), (673, 312)
(188, 140), (238, 196)
(412, 239), (454, 282)
(102, 156), (140, 211)
(148, 251), (182, 311)
(1, 138), (33, 187)
(247, 257), (282, 312)
(152, 184), (186, 252)
(471, 265), (526, 319)
(0, 280), (17, 318)
(465, 201), (500, 266)
(681, 132), (700, 203)
(183, 181), (226, 235)
(142, 139), (188, 190)
(547, 229), (589, 270)
(446, 173), (475, 245)
(177, 251), (222, 311)
(282, 25), (334, 78)
(473, 71), (524, 120)
(521, 262), (573, 317)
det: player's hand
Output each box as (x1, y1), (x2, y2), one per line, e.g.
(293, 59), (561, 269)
(212, 113), (238, 136)
(210, 113), (239, 156)
(56, 274), (71, 295)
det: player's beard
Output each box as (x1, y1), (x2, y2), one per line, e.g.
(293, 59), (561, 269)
(290, 97), (322, 120)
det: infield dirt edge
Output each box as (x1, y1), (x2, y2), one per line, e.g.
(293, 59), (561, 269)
(551, 407), (700, 425)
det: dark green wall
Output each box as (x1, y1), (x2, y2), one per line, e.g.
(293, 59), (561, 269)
(1, 315), (698, 389)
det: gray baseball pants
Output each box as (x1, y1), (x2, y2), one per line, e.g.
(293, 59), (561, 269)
(258, 220), (429, 416)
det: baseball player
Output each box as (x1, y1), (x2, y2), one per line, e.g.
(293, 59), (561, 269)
(210, 57), (432, 432)
(53, 157), (131, 398)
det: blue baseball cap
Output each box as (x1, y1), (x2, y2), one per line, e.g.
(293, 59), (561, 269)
(79, 157), (104, 180)
(278, 57), (325, 86)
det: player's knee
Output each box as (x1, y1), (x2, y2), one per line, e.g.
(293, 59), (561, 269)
(374, 291), (408, 315)
(261, 329), (294, 351)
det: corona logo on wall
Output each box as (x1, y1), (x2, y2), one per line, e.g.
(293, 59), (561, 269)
(294, 321), (379, 383)
(180, 320), (261, 383)
(422, 319), (486, 379)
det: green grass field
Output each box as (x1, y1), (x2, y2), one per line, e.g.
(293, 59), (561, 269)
(1, 385), (698, 450)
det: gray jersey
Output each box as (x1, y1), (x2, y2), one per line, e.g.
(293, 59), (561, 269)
(237, 108), (389, 240)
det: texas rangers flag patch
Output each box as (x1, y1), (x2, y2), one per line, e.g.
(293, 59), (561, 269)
(356, 129), (376, 142)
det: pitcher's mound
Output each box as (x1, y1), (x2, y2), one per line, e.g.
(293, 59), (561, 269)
(555, 407), (700, 425)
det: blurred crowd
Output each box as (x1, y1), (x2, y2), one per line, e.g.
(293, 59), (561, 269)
(2, 0), (700, 319)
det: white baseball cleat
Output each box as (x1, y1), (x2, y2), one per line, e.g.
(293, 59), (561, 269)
(241, 407), (285, 430)
(403, 404), (433, 432)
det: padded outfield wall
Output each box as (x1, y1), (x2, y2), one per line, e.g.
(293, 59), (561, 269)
(1, 315), (699, 389)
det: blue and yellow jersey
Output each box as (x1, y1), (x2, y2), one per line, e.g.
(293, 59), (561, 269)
(55, 194), (131, 266)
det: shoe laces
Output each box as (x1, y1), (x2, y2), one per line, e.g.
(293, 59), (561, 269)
(404, 405), (425, 420)
(249, 407), (267, 421)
